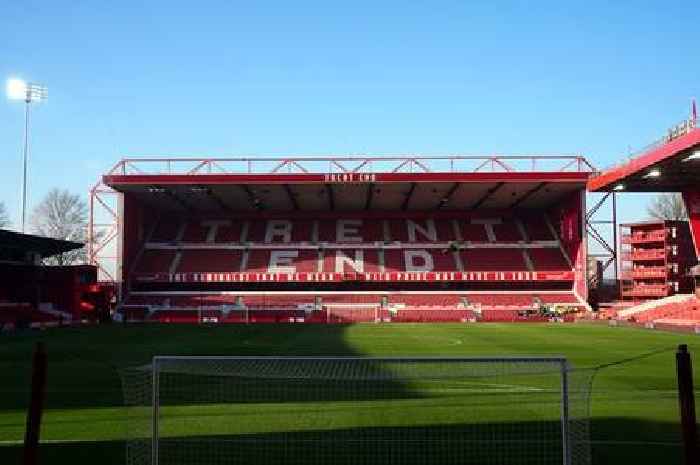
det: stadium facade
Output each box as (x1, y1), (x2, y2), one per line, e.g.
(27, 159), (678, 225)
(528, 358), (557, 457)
(92, 156), (594, 323)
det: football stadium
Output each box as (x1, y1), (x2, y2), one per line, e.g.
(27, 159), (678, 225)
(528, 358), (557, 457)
(2, 116), (700, 465)
(102, 155), (592, 323)
(2, 6), (700, 463)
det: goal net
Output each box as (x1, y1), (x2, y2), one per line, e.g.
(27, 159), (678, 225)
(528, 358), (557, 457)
(121, 357), (592, 465)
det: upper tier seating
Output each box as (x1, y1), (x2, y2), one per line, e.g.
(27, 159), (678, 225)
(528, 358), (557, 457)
(387, 219), (457, 242)
(461, 249), (528, 271)
(383, 249), (457, 272)
(528, 249), (570, 271)
(521, 217), (554, 241)
(462, 222), (489, 241)
(249, 220), (316, 243)
(318, 219), (384, 242)
(146, 215), (561, 244)
(151, 220), (181, 242)
(134, 215), (574, 278)
(246, 250), (319, 273)
(492, 221), (523, 241)
(322, 249), (381, 273)
(176, 250), (242, 273)
(135, 250), (176, 274)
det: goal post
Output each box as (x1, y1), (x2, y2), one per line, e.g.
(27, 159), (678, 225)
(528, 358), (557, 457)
(122, 356), (592, 465)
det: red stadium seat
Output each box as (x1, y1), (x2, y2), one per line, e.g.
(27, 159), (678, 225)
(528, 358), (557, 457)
(528, 248), (571, 271)
(492, 221), (523, 241)
(521, 217), (554, 241)
(462, 249), (528, 271)
(135, 250), (176, 274)
(124, 212), (584, 324)
(176, 250), (242, 273)
(624, 296), (700, 324)
(151, 220), (181, 242)
(138, 215), (573, 276)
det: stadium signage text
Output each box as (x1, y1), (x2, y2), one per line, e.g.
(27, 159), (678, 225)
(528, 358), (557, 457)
(666, 118), (696, 142)
(323, 173), (377, 183)
(136, 270), (575, 283)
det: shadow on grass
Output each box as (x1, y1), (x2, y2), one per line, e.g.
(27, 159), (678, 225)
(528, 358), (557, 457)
(2, 324), (405, 411)
(0, 418), (683, 465)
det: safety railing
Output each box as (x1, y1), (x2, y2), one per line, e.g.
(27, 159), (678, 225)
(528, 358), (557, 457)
(105, 155), (595, 176)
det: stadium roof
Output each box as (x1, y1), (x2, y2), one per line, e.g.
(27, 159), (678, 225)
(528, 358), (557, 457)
(103, 156), (592, 212)
(0, 229), (83, 258)
(588, 123), (700, 192)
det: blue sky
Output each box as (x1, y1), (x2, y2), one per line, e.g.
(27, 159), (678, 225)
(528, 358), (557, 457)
(1, 1), (697, 229)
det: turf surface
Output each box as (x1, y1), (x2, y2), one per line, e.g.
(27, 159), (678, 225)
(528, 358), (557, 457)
(0, 322), (698, 464)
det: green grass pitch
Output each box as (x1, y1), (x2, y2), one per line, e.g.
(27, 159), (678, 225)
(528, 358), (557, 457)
(0, 322), (698, 464)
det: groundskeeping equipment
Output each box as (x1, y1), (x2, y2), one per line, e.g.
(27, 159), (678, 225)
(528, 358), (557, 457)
(121, 356), (592, 465)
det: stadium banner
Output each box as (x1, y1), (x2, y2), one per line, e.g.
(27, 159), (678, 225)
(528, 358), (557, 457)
(136, 270), (575, 283)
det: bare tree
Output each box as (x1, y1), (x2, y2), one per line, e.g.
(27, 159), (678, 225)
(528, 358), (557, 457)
(646, 193), (688, 221)
(0, 202), (10, 229)
(30, 189), (89, 265)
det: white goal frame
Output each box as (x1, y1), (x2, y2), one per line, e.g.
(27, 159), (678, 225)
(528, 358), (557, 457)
(150, 356), (573, 465)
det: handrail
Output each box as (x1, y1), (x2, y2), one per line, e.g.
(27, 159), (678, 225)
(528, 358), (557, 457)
(590, 117), (697, 177)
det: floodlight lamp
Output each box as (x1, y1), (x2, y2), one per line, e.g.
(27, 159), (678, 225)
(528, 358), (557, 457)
(682, 150), (700, 162)
(613, 183), (625, 191)
(7, 79), (47, 102)
(645, 169), (661, 178)
(6, 78), (26, 100)
(26, 83), (48, 102)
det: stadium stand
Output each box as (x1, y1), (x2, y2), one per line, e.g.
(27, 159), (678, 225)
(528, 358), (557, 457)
(617, 294), (700, 328)
(0, 229), (112, 328)
(134, 215), (573, 277)
(99, 156), (591, 323)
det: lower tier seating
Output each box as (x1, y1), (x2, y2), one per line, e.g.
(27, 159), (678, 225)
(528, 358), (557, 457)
(121, 290), (585, 323)
(480, 310), (555, 322)
(624, 296), (700, 325)
(392, 308), (477, 323)
(124, 291), (582, 309)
